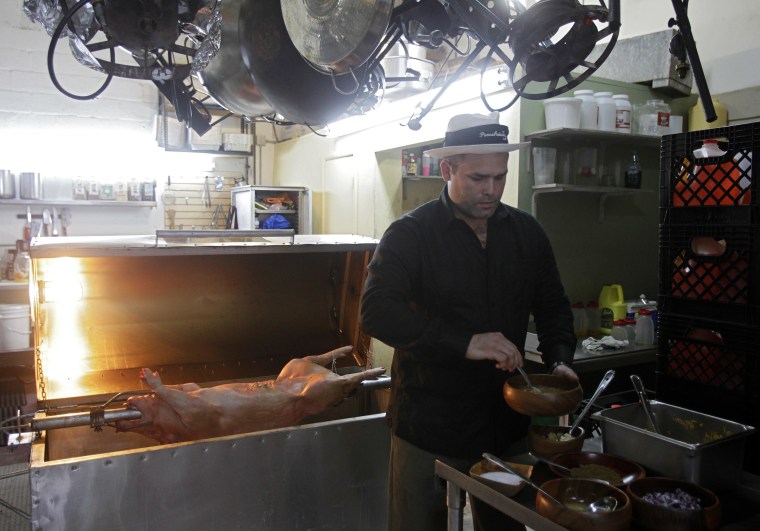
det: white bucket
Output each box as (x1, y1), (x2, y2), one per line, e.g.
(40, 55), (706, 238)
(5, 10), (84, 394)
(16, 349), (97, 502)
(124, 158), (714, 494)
(543, 97), (582, 129)
(0, 304), (31, 351)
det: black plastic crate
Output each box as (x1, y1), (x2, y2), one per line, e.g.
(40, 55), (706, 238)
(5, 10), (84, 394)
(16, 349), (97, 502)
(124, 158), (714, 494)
(658, 223), (760, 325)
(657, 313), (760, 393)
(660, 122), (758, 224)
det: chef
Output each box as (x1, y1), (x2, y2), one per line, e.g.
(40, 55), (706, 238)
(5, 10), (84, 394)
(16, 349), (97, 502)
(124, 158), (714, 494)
(115, 345), (385, 444)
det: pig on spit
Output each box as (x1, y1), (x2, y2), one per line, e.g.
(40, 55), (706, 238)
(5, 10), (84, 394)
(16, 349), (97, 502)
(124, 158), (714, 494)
(115, 346), (385, 444)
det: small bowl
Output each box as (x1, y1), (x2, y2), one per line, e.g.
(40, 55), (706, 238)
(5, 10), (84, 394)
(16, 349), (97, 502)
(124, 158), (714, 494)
(535, 478), (632, 531)
(503, 374), (583, 417)
(469, 459), (533, 498)
(528, 425), (585, 459)
(627, 477), (721, 531)
(549, 451), (646, 487)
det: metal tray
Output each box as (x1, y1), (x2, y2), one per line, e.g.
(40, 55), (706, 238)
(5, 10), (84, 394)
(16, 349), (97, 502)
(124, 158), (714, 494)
(592, 400), (756, 491)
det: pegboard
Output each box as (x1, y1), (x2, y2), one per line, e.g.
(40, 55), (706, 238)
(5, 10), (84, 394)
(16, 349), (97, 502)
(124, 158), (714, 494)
(160, 175), (239, 230)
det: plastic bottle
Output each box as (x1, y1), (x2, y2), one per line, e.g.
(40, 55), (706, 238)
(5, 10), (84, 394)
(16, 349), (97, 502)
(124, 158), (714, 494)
(638, 99), (670, 135)
(586, 300), (600, 336)
(673, 139), (751, 206)
(611, 319), (628, 342)
(624, 317), (637, 345)
(624, 151), (642, 189)
(613, 94), (631, 133)
(406, 151), (418, 176)
(594, 92), (617, 132)
(635, 308), (655, 345)
(599, 284), (624, 335)
(689, 97), (728, 131)
(572, 302), (589, 337)
(574, 89), (598, 129)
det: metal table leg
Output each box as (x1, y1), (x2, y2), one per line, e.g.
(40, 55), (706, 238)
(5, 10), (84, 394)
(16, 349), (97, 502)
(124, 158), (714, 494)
(446, 478), (464, 531)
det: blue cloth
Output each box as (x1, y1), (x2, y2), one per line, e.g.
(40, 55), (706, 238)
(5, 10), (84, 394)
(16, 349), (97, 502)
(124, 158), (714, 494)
(261, 214), (291, 229)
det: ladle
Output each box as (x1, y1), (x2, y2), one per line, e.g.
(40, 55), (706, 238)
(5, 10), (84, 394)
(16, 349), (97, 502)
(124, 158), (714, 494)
(528, 452), (574, 475)
(630, 374), (659, 433)
(569, 369), (615, 436)
(517, 366), (542, 393)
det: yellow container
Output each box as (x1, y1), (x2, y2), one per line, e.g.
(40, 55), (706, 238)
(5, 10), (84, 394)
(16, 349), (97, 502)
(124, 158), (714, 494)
(689, 97), (728, 131)
(599, 284), (625, 335)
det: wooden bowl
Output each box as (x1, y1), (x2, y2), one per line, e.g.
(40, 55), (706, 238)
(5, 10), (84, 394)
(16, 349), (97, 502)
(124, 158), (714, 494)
(469, 459), (533, 498)
(549, 451), (646, 487)
(503, 374), (583, 417)
(528, 425), (585, 459)
(535, 478), (632, 531)
(626, 477), (721, 531)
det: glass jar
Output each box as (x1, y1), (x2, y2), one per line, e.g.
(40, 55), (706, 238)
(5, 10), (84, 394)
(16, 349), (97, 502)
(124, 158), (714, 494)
(612, 94), (631, 134)
(636, 99), (671, 135)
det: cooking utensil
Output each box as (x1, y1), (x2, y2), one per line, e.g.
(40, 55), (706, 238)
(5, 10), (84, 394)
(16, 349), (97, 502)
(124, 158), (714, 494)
(588, 496), (618, 513)
(528, 452), (574, 475)
(214, 176), (224, 191)
(482, 453), (567, 508)
(281, 0), (392, 74)
(51, 207), (58, 236)
(202, 176), (211, 207)
(569, 369), (615, 436)
(19, 172), (41, 199)
(60, 208), (71, 236)
(238, 0), (359, 124)
(42, 208), (51, 236)
(0, 170), (15, 199)
(162, 176), (176, 205)
(630, 374), (659, 433)
(211, 203), (223, 228)
(517, 366), (542, 393)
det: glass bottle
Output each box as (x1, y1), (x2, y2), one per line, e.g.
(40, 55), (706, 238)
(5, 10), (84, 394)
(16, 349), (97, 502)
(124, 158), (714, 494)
(624, 151), (642, 189)
(406, 150), (418, 176)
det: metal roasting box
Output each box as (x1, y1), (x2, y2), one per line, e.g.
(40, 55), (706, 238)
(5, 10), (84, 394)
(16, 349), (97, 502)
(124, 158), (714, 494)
(27, 233), (389, 531)
(592, 400), (756, 491)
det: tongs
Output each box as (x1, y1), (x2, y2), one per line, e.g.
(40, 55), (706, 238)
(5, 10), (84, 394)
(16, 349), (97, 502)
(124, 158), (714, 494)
(630, 374), (659, 433)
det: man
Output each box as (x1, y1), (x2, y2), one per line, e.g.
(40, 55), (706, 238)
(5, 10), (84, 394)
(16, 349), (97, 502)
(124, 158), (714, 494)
(115, 346), (385, 444)
(360, 112), (578, 530)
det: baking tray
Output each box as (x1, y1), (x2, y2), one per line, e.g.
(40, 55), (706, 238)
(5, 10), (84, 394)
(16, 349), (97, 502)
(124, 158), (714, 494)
(592, 400), (756, 491)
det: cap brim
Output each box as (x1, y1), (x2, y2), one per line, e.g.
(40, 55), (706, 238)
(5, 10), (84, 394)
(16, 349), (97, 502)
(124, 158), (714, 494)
(424, 142), (529, 159)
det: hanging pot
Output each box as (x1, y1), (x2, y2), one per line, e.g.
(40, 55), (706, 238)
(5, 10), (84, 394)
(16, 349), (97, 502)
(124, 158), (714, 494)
(238, 0), (360, 125)
(281, 0), (393, 74)
(197, 0), (275, 117)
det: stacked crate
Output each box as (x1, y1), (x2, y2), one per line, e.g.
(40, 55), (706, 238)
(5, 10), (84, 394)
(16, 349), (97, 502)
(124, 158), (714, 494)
(658, 122), (759, 473)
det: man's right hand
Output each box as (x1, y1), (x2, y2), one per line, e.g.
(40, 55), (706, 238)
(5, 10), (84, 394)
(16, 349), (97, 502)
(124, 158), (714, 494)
(465, 332), (523, 371)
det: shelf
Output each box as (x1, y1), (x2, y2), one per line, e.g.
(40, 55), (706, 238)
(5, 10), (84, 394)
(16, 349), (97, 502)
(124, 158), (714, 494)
(531, 183), (652, 222)
(526, 128), (662, 148)
(402, 175), (442, 181)
(163, 147), (252, 156)
(0, 281), (28, 291)
(255, 209), (297, 215)
(0, 199), (156, 207)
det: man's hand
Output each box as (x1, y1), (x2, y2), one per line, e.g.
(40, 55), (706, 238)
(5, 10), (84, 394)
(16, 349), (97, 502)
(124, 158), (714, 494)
(551, 362), (579, 382)
(465, 332), (523, 371)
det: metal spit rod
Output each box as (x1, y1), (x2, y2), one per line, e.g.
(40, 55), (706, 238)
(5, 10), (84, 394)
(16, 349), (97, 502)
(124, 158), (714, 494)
(30, 408), (142, 432)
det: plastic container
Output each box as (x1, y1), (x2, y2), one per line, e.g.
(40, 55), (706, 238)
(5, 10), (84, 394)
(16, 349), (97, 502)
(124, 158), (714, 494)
(573, 89), (598, 129)
(613, 94), (631, 134)
(586, 300), (600, 336)
(532, 147), (557, 185)
(0, 304), (31, 351)
(543, 97), (582, 129)
(611, 319), (628, 342)
(624, 317), (637, 345)
(594, 92), (616, 132)
(599, 284), (625, 334)
(689, 97), (728, 132)
(635, 308), (655, 345)
(673, 138), (751, 207)
(637, 99), (671, 135)
(572, 302), (589, 337)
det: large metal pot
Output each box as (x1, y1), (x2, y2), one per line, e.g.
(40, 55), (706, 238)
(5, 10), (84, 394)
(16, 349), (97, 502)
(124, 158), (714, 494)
(197, 0), (275, 117)
(282, 0), (393, 74)
(238, 0), (360, 125)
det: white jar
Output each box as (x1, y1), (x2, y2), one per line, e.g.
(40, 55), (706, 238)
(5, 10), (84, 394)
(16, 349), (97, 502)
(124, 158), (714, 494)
(635, 309), (655, 345)
(613, 94), (631, 134)
(637, 99), (671, 135)
(594, 91), (616, 132)
(574, 89), (598, 130)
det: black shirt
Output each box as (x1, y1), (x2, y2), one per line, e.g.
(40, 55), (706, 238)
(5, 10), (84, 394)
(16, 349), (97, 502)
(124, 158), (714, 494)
(361, 187), (576, 458)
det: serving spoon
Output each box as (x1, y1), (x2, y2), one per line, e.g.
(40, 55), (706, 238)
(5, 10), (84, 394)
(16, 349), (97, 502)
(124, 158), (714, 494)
(517, 366), (542, 393)
(588, 496), (618, 513)
(569, 369), (615, 436)
(483, 453), (565, 506)
(528, 452), (574, 475)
